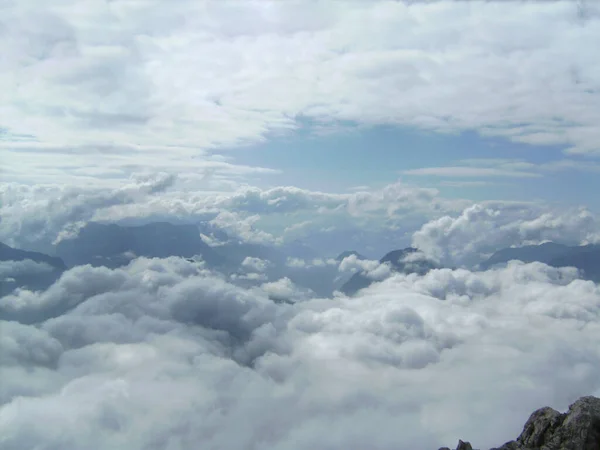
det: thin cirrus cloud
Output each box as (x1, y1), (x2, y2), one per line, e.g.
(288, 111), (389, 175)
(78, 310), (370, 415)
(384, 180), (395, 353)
(402, 157), (600, 182)
(402, 166), (541, 178)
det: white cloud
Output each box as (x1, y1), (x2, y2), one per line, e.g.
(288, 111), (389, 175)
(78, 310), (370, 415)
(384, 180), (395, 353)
(287, 257), (307, 269)
(2, 257), (600, 448)
(210, 211), (281, 246)
(1, 178), (463, 253)
(412, 203), (600, 267)
(0, 173), (177, 250)
(259, 277), (313, 304)
(338, 254), (381, 273)
(2, 1), (600, 186)
(241, 256), (269, 273)
(230, 272), (268, 283)
(0, 259), (54, 279)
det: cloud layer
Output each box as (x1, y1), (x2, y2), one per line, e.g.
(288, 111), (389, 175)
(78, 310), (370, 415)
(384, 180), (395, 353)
(2, 0), (600, 185)
(413, 203), (600, 267)
(0, 178), (464, 253)
(2, 256), (600, 449)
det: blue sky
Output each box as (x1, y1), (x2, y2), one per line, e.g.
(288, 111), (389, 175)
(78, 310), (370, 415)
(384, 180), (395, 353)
(232, 121), (600, 210)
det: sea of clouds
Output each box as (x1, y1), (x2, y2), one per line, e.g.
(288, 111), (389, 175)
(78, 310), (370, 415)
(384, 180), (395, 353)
(3, 1), (600, 447)
(2, 249), (600, 449)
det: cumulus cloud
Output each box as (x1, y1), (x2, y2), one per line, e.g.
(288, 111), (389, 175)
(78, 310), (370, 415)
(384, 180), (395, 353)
(412, 203), (600, 267)
(338, 254), (381, 273)
(0, 259), (54, 279)
(338, 254), (394, 283)
(286, 257), (308, 269)
(2, 257), (600, 449)
(259, 277), (313, 304)
(241, 257), (269, 273)
(0, 173), (177, 251)
(210, 211), (281, 246)
(0, 177), (459, 255)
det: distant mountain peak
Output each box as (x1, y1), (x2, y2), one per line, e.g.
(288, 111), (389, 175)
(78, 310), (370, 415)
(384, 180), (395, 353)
(480, 242), (600, 282)
(340, 247), (437, 296)
(55, 221), (225, 269)
(336, 250), (366, 261)
(0, 242), (66, 270)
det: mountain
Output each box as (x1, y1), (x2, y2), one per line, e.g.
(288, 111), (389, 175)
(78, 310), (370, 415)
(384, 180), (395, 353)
(479, 242), (571, 269)
(336, 250), (367, 261)
(549, 244), (600, 282)
(298, 226), (412, 261)
(55, 222), (226, 269)
(480, 242), (600, 282)
(1, 242), (67, 296)
(340, 247), (438, 296)
(442, 396), (600, 450)
(0, 242), (67, 270)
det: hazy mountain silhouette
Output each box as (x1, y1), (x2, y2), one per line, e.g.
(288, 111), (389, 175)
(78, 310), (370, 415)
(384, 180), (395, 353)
(340, 247), (438, 296)
(481, 242), (600, 282)
(479, 242), (570, 269)
(1, 242), (66, 269)
(55, 222), (226, 269)
(336, 250), (367, 261)
(1, 242), (67, 296)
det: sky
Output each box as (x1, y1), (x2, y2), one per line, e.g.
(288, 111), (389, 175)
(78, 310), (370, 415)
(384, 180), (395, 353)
(2, 1), (600, 449)
(2, 1), (600, 203)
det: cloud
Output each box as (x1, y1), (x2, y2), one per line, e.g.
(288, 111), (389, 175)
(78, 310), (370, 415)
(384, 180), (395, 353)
(438, 181), (497, 188)
(412, 203), (600, 267)
(259, 277), (313, 304)
(241, 257), (269, 273)
(210, 211), (281, 246)
(231, 272), (268, 283)
(1, 178), (464, 254)
(404, 158), (600, 181)
(287, 257), (308, 269)
(402, 166), (540, 178)
(338, 254), (381, 273)
(2, 257), (600, 449)
(3, 1), (600, 187)
(0, 259), (54, 279)
(0, 173), (177, 250)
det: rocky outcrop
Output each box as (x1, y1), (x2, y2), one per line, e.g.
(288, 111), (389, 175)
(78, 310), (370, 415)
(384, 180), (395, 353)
(442, 396), (600, 450)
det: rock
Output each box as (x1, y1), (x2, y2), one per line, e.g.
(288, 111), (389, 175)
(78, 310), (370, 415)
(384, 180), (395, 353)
(516, 406), (565, 448)
(451, 396), (600, 450)
(456, 440), (473, 450)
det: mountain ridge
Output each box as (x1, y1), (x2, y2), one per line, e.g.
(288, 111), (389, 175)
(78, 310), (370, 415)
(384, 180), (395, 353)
(340, 247), (438, 295)
(480, 242), (600, 281)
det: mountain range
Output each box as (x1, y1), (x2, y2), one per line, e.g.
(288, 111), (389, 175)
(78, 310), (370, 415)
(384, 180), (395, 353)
(3, 222), (600, 300)
(339, 247), (439, 296)
(0, 242), (67, 296)
(480, 242), (600, 282)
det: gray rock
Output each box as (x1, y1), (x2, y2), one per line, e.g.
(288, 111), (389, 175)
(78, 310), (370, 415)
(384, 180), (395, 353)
(456, 440), (473, 450)
(452, 396), (600, 450)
